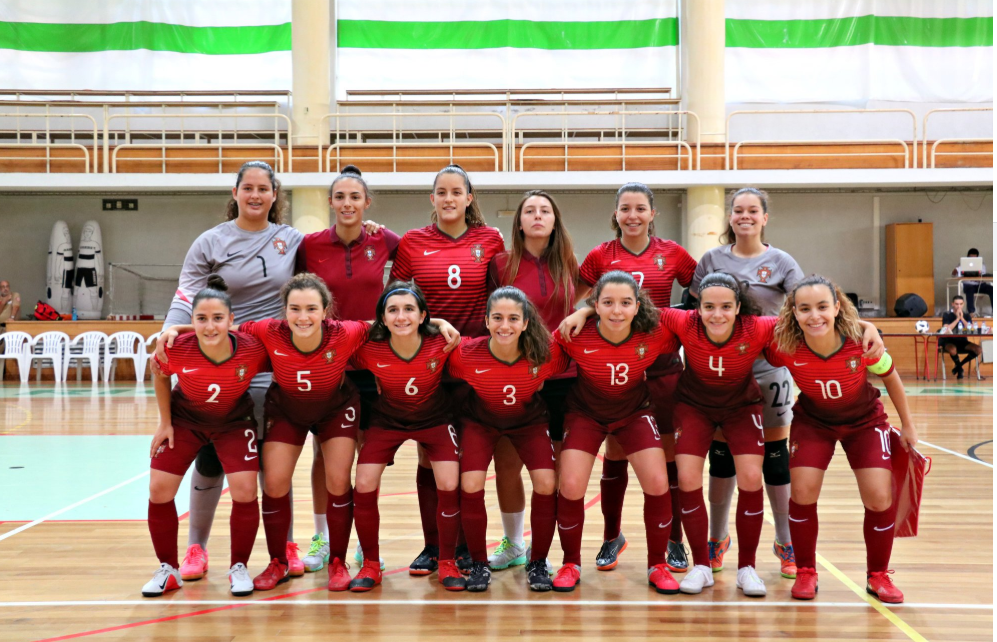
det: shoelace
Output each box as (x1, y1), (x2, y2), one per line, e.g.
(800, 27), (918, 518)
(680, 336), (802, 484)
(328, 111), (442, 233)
(776, 543), (795, 561)
(493, 537), (513, 555)
(287, 542), (301, 557)
(869, 569), (896, 584)
(307, 536), (328, 556)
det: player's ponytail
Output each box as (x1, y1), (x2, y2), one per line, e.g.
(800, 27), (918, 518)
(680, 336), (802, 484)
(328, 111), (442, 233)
(487, 287), (551, 367)
(369, 280), (440, 342)
(191, 275), (232, 312)
(329, 164), (372, 202)
(431, 164), (486, 228)
(586, 270), (660, 334)
(775, 275), (864, 354)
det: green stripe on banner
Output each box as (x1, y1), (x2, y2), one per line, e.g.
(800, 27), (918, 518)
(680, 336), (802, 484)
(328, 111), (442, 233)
(338, 18), (679, 50)
(0, 21), (291, 54)
(727, 15), (994, 49)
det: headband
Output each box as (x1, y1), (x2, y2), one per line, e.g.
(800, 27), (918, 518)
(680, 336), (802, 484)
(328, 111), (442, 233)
(384, 288), (419, 301)
(700, 278), (740, 295)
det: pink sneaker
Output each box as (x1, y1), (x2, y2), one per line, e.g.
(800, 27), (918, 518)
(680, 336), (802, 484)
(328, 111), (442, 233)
(286, 542), (305, 577)
(180, 544), (208, 581)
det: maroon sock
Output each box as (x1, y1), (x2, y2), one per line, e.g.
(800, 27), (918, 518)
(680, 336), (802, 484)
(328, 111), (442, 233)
(666, 461), (682, 542)
(416, 465), (440, 547)
(353, 489), (380, 563)
(530, 491), (557, 562)
(261, 491), (290, 564)
(148, 499), (179, 569)
(863, 506), (897, 573)
(679, 488), (709, 566)
(460, 489), (488, 562)
(326, 488), (354, 562)
(436, 488), (460, 560)
(643, 492), (672, 567)
(229, 498), (260, 567)
(557, 494), (586, 567)
(735, 488), (764, 569)
(600, 458), (629, 541)
(789, 499), (819, 569)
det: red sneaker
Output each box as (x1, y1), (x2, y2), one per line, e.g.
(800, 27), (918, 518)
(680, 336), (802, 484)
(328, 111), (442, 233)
(327, 557), (351, 592)
(438, 559), (466, 591)
(647, 564), (680, 594)
(286, 542), (305, 577)
(349, 559), (382, 592)
(553, 564), (581, 592)
(180, 544), (208, 581)
(253, 558), (289, 591)
(866, 570), (904, 604)
(791, 567), (818, 600)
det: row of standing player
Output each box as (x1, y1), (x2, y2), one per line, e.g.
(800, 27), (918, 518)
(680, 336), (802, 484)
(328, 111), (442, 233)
(143, 161), (916, 601)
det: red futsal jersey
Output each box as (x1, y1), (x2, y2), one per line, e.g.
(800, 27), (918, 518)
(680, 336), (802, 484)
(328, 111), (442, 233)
(155, 332), (269, 432)
(660, 308), (777, 410)
(350, 333), (451, 430)
(765, 338), (894, 425)
(579, 237), (696, 376)
(488, 251), (575, 330)
(239, 318), (369, 425)
(295, 226), (400, 322)
(390, 225), (505, 337)
(447, 336), (571, 429)
(556, 313), (679, 423)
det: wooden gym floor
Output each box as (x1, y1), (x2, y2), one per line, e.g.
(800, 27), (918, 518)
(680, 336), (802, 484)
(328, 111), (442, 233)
(0, 378), (991, 642)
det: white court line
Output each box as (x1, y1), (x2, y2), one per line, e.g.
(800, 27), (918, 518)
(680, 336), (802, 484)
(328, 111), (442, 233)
(0, 599), (989, 610)
(0, 470), (150, 542)
(918, 440), (994, 469)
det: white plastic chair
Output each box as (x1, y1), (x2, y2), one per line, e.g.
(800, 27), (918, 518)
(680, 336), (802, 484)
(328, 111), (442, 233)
(0, 331), (34, 383)
(104, 331), (148, 382)
(27, 331), (70, 383)
(145, 332), (161, 366)
(64, 331), (107, 382)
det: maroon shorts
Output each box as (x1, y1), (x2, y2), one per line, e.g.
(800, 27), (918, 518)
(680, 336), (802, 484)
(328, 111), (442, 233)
(151, 425), (260, 476)
(459, 420), (556, 472)
(673, 402), (765, 458)
(358, 423), (460, 465)
(266, 394), (361, 446)
(789, 408), (894, 471)
(646, 372), (680, 434)
(562, 410), (664, 457)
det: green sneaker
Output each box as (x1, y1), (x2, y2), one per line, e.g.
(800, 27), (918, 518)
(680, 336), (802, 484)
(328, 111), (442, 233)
(488, 537), (527, 570)
(303, 533), (330, 573)
(355, 543), (386, 571)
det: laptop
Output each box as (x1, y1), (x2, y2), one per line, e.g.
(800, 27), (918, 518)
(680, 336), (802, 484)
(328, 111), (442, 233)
(960, 257), (983, 277)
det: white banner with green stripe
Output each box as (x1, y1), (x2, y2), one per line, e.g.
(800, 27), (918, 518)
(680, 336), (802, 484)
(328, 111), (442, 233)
(726, 0), (993, 103)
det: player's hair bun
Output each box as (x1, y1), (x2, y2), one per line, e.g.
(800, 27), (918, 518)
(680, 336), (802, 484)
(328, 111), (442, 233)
(342, 165), (362, 176)
(206, 275), (229, 292)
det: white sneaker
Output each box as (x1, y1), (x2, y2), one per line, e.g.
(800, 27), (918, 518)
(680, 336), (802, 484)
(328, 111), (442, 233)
(229, 563), (254, 596)
(489, 537), (528, 570)
(679, 564), (715, 595)
(354, 542), (386, 571)
(736, 566), (767, 597)
(303, 533), (330, 572)
(141, 563), (183, 597)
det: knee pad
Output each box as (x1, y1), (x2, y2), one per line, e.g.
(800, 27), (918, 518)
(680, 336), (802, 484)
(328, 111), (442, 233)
(763, 439), (791, 486)
(194, 444), (224, 478)
(708, 440), (736, 479)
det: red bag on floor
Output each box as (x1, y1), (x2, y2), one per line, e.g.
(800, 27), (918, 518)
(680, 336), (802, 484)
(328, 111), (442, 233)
(890, 428), (931, 538)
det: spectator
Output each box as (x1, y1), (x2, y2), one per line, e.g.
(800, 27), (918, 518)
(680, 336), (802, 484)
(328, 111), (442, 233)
(940, 295), (982, 380)
(952, 248), (992, 315)
(0, 280), (20, 329)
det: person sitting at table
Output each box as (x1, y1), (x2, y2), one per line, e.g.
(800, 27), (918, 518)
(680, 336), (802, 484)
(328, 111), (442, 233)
(940, 295), (982, 380)
(952, 248), (992, 316)
(0, 280), (20, 331)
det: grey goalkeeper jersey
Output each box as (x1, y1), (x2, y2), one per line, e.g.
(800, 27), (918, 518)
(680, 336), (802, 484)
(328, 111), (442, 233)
(164, 221), (303, 328)
(691, 243), (804, 317)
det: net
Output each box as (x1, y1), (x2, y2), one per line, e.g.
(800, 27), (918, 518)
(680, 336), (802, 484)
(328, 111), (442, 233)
(108, 263), (181, 317)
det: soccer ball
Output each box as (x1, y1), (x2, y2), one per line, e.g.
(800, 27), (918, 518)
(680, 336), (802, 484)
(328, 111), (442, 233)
(915, 320), (930, 334)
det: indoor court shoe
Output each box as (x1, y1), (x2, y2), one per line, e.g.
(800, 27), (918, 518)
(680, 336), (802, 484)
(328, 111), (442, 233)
(466, 561), (492, 592)
(595, 533), (627, 570)
(409, 545), (439, 576)
(141, 563), (183, 597)
(456, 544), (473, 575)
(253, 558), (290, 591)
(180, 544), (208, 581)
(773, 540), (797, 579)
(736, 566), (767, 597)
(355, 543), (386, 571)
(524, 545), (553, 574)
(666, 540), (689, 573)
(647, 564), (680, 594)
(349, 559), (382, 592)
(866, 570), (904, 603)
(526, 560), (553, 592)
(286, 542), (305, 577)
(438, 559), (467, 591)
(303, 533), (330, 572)
(488, 537), (527, 570)
(679, 565), (714, 594)
(552, 564), (581, 592)
(791, 567), (818, 600)
(708, 534), (731, 572)
(327, 557), (352, 592)
(229, 563), (254, 597)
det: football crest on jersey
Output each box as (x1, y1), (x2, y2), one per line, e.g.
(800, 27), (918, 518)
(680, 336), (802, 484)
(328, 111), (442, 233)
(235, 364), (248, 381)
(737, 342), (749, 355)
(272, 238), (288, 255)
(426, 357), (440, 373)
(324, 349), (336, 364)
(846, 356), (861, 373)
(470, 244), (484, 262)
(790, 440), (798, 458)
(364, 245), (376, 261)
(635, 342), (649, 359)
(530, 364), (541, 379)
(756, 266), (773, 283)
(653, 254), (666, 270)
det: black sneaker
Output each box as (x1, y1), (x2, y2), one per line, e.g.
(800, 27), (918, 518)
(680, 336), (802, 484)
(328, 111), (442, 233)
(408, 545), (439, 576)
(466, 561), (492, 592)
(595, 533), (628, 571)
(526, 559), (553, 592)
(456, 543), (473, 575)
(666, 540), (689, 573)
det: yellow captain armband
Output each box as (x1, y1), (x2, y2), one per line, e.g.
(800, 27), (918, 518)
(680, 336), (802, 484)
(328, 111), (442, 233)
(866, 352), (893, 376)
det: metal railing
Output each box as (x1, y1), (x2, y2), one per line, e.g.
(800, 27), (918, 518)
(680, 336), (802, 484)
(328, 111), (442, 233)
(0, 112), (98, 172)
(731, 139), (911, 170)
(111, 143), (285, 173)
(922, 107), (994, 167)
(326, 142), (500, 173)
(928, 138), (994, 169)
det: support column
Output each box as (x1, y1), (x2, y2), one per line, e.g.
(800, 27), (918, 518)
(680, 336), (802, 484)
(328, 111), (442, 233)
(685, 186), (726, 261)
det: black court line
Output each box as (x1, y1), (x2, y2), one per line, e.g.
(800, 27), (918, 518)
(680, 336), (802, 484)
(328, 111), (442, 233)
(967, 440), (993, 464)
